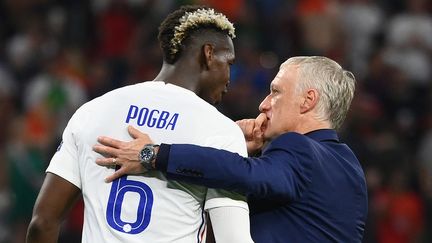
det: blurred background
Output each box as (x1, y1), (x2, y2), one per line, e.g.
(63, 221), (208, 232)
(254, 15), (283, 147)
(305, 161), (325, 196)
(0, 0), (431, 242)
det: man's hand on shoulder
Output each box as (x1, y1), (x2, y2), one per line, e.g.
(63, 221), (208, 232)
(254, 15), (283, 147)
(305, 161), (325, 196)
(93, 125), (154, 182)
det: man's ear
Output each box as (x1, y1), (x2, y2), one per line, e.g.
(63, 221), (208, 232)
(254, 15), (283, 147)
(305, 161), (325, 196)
(201, 43), (214, 70)
(300, 89), (318, 114)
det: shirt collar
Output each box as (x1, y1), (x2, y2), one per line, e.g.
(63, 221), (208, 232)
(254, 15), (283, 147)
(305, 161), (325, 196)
(304, 129), (340, 143)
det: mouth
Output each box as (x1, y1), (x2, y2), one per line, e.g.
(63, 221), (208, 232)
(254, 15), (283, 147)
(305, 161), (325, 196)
(213, 82), (230, 105)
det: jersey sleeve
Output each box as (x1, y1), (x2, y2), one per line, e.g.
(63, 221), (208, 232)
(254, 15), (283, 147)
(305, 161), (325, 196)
(203, 126), (249, 211)
(208, 206), (254, 243)
(46, 109), (85, 189)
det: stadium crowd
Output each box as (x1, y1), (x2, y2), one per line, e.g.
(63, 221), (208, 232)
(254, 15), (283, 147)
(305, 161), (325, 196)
(0, 0), (431, 242)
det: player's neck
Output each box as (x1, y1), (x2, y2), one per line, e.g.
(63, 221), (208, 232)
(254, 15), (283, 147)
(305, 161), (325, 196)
(154, 62), (201, 93)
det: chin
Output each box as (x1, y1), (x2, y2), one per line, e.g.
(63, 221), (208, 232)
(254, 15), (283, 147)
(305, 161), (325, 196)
(262, 131), (271, 140)
(213, 94), (224, 105)
(212, 96), (221, 105)
(264, 130), (278, 140)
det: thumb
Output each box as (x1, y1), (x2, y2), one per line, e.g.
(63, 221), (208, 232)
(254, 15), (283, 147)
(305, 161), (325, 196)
(128, 125), (143, 139)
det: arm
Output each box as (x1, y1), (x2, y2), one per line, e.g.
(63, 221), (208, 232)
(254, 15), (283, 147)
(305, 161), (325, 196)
(161, 138), (311, 199)
(93, 112), (267, 182)
(94, 127), (311, 199)
(26, 173), (81, 243)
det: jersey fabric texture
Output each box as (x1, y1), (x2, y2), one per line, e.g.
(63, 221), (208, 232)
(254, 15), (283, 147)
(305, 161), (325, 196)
(46, 81), (249, 243)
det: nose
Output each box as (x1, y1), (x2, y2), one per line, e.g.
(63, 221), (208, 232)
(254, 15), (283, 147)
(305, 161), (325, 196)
(259, 95), (270, 112)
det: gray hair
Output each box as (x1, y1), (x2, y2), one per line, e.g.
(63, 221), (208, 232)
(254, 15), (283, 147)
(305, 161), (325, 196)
(282, 56), (356, 130)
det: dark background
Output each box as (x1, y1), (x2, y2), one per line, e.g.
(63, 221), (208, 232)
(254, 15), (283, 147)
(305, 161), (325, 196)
(0, 0), (431, 242)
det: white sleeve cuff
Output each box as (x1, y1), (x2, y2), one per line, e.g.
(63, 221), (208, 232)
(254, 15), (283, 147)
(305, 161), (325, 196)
(204, 197), (249, 211)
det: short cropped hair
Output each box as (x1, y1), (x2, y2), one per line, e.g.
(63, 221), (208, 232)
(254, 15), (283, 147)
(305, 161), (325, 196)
(158, 5), (235, 64)
(283, 56), (356, 130)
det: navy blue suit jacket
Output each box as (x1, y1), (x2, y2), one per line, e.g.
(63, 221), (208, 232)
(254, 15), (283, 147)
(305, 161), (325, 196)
(156, 129), (368, 242)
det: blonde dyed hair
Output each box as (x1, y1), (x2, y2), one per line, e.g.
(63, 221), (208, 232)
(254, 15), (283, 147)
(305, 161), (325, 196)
(158, 5), (235, 64)
(172, 8), (235, 54)
(282, 56), (356, 130)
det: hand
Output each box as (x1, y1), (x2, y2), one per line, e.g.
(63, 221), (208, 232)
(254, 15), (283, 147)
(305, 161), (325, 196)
(93, 125), (154, 182)
(236, 113), (267, 155)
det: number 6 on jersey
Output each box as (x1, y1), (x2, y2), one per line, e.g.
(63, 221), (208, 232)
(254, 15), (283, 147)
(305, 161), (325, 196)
(106, 176), (154, 234)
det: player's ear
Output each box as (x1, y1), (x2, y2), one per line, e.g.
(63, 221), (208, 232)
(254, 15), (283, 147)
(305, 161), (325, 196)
(201, 43), (214, 70)
(300, 89), (318, 114)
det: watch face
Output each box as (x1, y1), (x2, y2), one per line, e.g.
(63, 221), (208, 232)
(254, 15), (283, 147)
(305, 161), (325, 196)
(139, 144), (158, 170)
(141, 147), (154, 161)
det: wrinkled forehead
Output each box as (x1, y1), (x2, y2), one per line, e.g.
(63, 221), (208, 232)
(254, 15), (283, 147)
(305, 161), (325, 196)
(274, 67), (287, 82)
(268, 64), (299, 92)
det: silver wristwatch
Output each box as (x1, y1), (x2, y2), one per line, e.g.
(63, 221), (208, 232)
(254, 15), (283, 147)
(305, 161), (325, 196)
(138, 144), (160, 170)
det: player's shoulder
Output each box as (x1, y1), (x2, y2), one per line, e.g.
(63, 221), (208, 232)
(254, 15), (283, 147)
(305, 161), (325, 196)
(99, 82), (153, 99)
(80, 82), (153, 109)
(67, 83), (143, 120)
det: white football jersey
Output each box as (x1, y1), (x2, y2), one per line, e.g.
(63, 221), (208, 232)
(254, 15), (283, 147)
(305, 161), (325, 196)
(46, 81), (249, 243)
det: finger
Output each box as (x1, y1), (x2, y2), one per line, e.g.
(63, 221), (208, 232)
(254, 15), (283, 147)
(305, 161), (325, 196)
(93, 144), (120, 157)
(236, 119), (252, 131)
(96, 157), (117, 166)
(236, 120), (247, 137)
(253, 126), (263, 139)
(128, 125), (146, 139)
(97, 136), (123, 149)
(255, 113), (268, 129)
(104, 169), (127, 183)
(238, 119), (255, 140)
(245, 120), (256, 139)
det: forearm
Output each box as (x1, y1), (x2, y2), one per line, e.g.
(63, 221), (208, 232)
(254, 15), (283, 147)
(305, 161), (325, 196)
(157, 144), (298, 199)
(157, 144), (254, 193)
